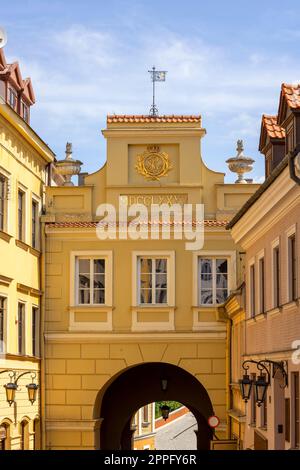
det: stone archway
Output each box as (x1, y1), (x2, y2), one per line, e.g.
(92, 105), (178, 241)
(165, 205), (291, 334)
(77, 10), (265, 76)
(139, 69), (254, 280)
(94, 362), (214, 450)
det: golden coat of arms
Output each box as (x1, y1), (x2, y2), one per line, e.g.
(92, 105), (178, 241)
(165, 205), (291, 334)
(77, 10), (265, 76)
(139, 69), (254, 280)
(135, 145), (172, 181)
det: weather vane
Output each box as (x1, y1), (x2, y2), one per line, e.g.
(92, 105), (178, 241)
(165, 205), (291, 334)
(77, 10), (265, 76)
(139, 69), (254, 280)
(148, 66), (167, 116)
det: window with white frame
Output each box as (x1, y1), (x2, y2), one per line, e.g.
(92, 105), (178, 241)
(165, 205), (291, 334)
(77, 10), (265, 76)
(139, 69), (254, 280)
(32, 306), (39, 357)
(0, 174), (8, 232)
(17, 302), (25, 355)
(198, 257), (228, 305)
(258, 257), (265, 314)
(273, 245), (280, 308)
(31, 199), (39, 249)
(76, 257), (106, 305)
(0, 296), (6, 353)
(249, 263), (255, 317)
(138, 257), (168, 305)
(18, 189), (25, 241)
(288, 233), (297, 302)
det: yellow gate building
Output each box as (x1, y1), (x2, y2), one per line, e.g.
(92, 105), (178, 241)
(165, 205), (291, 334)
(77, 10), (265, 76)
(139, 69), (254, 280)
(43, 114), (258, 449)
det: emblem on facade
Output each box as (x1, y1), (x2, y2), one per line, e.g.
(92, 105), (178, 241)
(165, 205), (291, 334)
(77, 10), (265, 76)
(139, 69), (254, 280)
(135, 145), (172, 181)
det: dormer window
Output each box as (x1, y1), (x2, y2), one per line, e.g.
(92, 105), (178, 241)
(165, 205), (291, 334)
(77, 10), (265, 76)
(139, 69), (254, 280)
(8, 88), (17, 111)
(22, 101), (29, 123)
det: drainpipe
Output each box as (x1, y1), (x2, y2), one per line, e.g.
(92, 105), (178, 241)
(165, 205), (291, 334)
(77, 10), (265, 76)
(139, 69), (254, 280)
(40, 216), (47, 449)
(226, 315), (232, 440)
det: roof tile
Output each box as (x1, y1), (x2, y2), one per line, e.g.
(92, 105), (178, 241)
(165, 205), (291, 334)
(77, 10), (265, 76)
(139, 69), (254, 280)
(281, 83), (300, 109)
(46, 220), (227, 229)
(262, 115), (285, 140)
(107, 114), (201, 124)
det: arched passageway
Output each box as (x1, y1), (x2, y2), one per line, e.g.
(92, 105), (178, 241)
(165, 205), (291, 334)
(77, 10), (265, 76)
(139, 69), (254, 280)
(94, 362), (214, 450)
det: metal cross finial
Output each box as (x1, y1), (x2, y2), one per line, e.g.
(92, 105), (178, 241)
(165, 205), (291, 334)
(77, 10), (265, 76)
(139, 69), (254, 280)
(148, 66), (167, 117)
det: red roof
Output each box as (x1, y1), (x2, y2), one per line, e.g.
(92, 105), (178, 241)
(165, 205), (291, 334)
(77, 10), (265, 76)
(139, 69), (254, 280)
(262, 115), (285, 139)
(281, 83), (300, 109)
(107, 115), (201, 124)
(46, 220), (227, 229)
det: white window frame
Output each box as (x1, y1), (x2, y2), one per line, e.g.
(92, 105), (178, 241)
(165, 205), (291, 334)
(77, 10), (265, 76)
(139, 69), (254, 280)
(286, 225), (297, 303)
(17, 183), (27, 243)
(70, 251), (113, 307)
(193, 251), (236, 307)
(17, 301), (26, 356)
(0, 167), (11, 234)
(249, 259), (256, 318)
(31, 305), (40, 357)
(257, 249), (265, 315)
(271, 237), (280, 309)
(132, 251), (175, 307)
(0, 294), (8, 354)
(31, 194), (40, 250)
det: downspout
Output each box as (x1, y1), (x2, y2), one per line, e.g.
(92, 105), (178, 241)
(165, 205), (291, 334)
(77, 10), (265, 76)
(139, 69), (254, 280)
(226, 315), (232, 440)
(40, 220), (46, 449)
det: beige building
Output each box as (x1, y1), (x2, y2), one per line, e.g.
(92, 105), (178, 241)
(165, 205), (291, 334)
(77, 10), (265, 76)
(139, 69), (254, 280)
(132, 403), (156, 450)
(42, 114), (259, 449)
(227, 83), (300, 450)
(0, 48), (55, 449)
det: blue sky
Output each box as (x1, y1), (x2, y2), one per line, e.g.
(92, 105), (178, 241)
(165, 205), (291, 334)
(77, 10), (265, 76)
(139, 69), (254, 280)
(2, 0), (300, 180)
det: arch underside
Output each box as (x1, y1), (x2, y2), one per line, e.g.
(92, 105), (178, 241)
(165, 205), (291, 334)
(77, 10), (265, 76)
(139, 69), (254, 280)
(95, 362), (214, 450)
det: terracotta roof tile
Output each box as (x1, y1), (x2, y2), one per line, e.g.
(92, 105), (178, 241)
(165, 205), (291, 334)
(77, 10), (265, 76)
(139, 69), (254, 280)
(262, 115), (285, 139)
(46, 220), (227, 229)
(107, 115), (201, 124)
(281, 83), (300, 109)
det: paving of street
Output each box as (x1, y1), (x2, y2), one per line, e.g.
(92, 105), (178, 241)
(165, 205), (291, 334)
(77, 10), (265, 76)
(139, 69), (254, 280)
(155, 412), (197, 450)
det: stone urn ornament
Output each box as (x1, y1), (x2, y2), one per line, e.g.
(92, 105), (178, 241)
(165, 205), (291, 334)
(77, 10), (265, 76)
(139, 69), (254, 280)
(226, 140), (254, 184)
(55, 143), (82, 186)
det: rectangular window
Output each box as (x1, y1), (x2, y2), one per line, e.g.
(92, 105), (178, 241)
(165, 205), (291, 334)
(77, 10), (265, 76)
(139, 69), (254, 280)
(31, 200), (38, 248)
(142, 405), (149, 424)
(138, 258), (168, 305)
(273, 246), (280, 308)
(285, 398), (290, 442)
(250, 264), (255, 317)
(18, 189), (25, 241)
(288, 234), (297, 302)
(259, 257), (265, 314)
(292, 372), (300, 448)
(22, 102), (29, 123)
(32, 307), (39, 357)
(9, 88), (17, 110)
(0, 174), (7, 231)
(198, 258), (228, 305)
(0, 297), (6, 353)
(18, 303), (25, 355)
(77, 258), (105, 305)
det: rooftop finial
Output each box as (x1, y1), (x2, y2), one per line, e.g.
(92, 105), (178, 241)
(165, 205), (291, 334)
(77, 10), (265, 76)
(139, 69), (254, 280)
(148, 66), (167, 116)
(65, 142), (73, 160)
(226, 140), (255, 184)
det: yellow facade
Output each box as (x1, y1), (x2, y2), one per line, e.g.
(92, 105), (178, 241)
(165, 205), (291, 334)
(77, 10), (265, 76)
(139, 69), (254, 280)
(0, 98), (54, 449)
(42, 115), (259, 449)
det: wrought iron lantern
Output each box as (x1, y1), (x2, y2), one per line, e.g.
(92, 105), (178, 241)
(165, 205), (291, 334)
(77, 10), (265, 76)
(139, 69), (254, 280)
(4, 381), (17, 406)
(26, 382), (39, 405)
(160, 404), (170, 421)
(254, 374), (268, 407)
(240, 359), (287, 406)
(239, 373), (253, 402)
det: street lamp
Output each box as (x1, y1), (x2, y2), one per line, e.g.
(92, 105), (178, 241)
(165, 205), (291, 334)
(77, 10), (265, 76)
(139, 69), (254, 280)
(254, 374), (268, 407)
(160, 404), (170, 421)
(239, 359), (287, 406)
(0, 369), (38, 405)
(239, 373), (253, 402)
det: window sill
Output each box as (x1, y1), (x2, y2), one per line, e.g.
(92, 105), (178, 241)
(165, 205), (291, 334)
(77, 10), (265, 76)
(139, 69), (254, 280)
(69, 305), (113, 310)
(15, 239), (31, 252)
(132, 305), (175, 309)
(0, 230), (12, 243)
(142, 422), (150, 428)
(4, 353), (41, 363)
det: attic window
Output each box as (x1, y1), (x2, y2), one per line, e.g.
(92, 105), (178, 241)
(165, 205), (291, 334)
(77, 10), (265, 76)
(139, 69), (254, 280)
(8, 88), (17, 111)
(22, 101), (29, 123)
